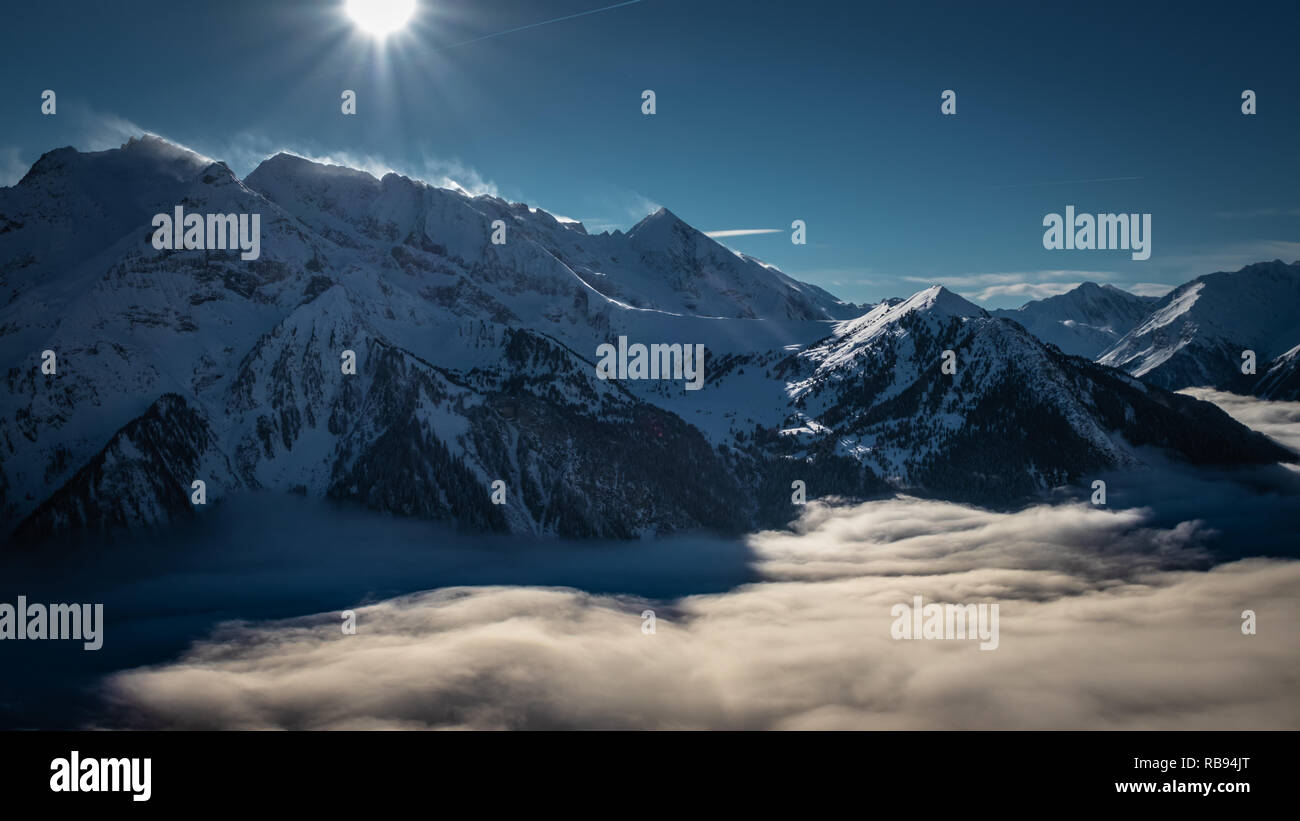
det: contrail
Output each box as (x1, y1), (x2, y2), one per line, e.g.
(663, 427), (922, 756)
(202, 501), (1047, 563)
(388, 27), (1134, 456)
(985, 175), (1145, 190)
(442, 0), (645, 49)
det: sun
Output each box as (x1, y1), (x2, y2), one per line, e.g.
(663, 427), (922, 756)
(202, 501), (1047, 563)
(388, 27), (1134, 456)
(346, 0), (416, 38)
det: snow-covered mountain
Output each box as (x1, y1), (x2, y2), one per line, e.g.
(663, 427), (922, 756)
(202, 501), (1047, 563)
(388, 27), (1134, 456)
(1256, 342), (1300, 400)
(991, 282), (1158, 358)
(1097, 261), (1300, 396)
(243, 152), (860, 324)
(2, 138), (1294, 544)
(2, 138), (790, 541)
(744, 286), (1290, 504)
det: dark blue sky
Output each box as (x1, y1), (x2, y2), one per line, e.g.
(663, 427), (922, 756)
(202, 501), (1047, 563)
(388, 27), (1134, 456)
(2, 0), (1297, 307)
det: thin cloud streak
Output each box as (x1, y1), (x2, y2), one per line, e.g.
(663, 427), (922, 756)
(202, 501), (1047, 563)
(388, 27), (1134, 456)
(906, 270), (1117, 288)
(1215, 208), (1300, 220)
(966, 282), (1081, 302)
(705, 228), (783, 238)
(1125, 282), (1176, 298)
(441, 0), (644, 49)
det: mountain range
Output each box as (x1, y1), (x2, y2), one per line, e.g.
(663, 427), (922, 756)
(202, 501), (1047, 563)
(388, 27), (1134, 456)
(1094, 261), (1300, 395)
(1, 136), (1296, 544)
(988, 261), (1300, 399)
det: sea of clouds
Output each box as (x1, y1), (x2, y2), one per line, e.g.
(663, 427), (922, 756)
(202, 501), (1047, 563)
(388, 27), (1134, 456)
(101, 487), (1300, 729)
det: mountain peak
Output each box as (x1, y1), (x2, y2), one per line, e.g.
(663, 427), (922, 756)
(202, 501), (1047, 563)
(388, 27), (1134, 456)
(16, 146), (78, 185)
(903, 285), (987, 318)
(988, 281), (1159, 358)
(833, 285), (986, 345)
(116, 134), (214, 170)
(626, 206), (711, 254)
(120, 133), (181, 152)
(627, 206), (684, 236)
(244, 152), (383, 195)
(253, 151), (362, 176)
(17, 135), (212, 191)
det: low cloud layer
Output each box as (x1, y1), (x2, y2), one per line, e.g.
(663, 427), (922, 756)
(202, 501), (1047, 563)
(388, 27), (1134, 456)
(1181, 388), (1300, 456)
(1125, 282), (1176, 297)
(102, 497), (1299, 730)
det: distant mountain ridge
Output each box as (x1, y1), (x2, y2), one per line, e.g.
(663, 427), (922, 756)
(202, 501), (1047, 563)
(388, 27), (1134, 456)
(991, 282), (1158, 358)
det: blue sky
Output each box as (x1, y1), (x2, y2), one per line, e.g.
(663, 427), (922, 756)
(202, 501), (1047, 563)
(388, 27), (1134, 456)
(1, 0), (1297, 307)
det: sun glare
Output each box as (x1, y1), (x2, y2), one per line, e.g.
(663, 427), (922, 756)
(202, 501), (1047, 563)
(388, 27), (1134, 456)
(346, 0), (416, 38)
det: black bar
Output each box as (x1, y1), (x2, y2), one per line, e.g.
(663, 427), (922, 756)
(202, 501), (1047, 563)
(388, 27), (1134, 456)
(0, 731), (1286, 808)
